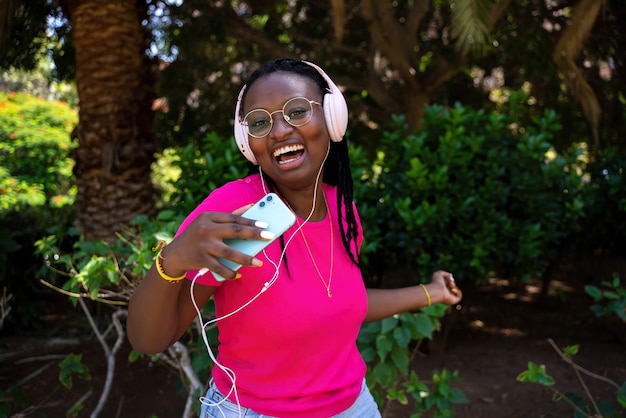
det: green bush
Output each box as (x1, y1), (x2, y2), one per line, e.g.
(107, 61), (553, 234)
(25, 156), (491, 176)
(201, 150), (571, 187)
(354, 99), (585, 285)
(577, 146), (626, 257)
(166, 131), (249, 215)
(585, 276), (626, 322)
(358, 306), (468, 416)
(35, 210), (182, 301)
(0, 92), (76, 211)
(0, 91), (77, 330)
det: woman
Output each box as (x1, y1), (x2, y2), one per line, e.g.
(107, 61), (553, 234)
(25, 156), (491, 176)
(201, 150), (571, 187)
(127, 58), (462, 418)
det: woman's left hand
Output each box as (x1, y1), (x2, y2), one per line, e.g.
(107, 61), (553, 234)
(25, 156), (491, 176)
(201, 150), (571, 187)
(429, 270), (463, 306)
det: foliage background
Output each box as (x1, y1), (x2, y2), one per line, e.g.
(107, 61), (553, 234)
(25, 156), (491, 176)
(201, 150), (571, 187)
(0, 91), (76, 329)
(1, 0), (625, 416)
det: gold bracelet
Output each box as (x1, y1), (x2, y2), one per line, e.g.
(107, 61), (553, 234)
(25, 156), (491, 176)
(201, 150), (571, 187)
(153, 241), (186, 283)
(420, 284), (431, 307)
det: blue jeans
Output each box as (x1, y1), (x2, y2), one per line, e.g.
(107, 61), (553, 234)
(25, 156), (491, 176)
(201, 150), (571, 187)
(199, 379), (381, 418)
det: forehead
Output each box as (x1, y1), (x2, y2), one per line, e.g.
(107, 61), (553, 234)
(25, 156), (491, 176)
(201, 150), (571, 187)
(243, 71), (321, 112)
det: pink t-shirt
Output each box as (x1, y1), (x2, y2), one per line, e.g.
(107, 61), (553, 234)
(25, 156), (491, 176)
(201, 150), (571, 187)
(178, 174), (368, 417)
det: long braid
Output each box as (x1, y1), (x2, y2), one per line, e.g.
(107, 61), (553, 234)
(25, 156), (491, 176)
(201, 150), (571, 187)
(339, 143), (360, 266)
(327, 140), (360, 267)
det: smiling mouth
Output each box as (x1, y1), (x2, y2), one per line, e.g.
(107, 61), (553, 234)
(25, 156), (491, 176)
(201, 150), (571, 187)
(274, 144), (305, 164)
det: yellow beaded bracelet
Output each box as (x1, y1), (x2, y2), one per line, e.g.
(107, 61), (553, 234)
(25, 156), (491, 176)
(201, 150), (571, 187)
(153, 241), (186, 283)
(420, 284), (431, 307)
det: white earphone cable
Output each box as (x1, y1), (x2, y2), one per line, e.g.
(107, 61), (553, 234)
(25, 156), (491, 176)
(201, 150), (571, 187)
(192, 141), (331, 416)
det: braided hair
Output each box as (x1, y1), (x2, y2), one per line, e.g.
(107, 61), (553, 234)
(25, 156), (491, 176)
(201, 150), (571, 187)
(238, 58), (360, 266)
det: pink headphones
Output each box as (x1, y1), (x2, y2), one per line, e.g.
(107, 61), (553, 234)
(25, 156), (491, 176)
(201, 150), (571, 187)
(233, 60), (348, 165)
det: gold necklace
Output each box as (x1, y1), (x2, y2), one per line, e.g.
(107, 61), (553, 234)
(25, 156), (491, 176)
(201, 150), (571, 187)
(295, 192), (334, 298)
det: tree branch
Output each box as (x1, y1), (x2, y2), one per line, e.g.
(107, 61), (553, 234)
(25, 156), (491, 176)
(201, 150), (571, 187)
(406, 0), (430, 40)
(362, 0), (419, 87)
(547, 338), (620, 390)
(551, 0), (606, 146)
(77, 298), (127, 418)
(155, 341), (204, 418)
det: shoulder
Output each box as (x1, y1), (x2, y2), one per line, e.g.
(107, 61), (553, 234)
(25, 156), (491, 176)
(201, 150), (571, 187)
(177, 174), (265, 231)
(205, 174), (264, 209)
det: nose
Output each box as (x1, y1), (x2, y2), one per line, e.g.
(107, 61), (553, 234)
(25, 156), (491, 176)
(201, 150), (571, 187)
(268, 112), (294, 139)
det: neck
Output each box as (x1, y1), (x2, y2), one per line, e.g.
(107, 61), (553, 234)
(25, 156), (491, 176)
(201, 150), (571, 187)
(278, 185), (327, 221)
(258, 145), (329, 221)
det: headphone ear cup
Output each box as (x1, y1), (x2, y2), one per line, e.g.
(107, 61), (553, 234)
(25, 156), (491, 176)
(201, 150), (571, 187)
(233, 89), (258, 165)
(303, 61), (348, 142)
(323, 91), (348, 142)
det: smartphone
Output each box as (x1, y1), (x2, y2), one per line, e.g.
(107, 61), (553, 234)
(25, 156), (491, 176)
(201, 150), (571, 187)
(212, 193), (296, 282)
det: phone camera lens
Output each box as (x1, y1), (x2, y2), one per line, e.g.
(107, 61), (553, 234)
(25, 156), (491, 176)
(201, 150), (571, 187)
(260, 202), (266, 207)
(267, 195), (273, 202)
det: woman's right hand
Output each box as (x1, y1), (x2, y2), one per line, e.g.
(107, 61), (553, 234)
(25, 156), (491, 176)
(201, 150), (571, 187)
(159, 206), (271, 281)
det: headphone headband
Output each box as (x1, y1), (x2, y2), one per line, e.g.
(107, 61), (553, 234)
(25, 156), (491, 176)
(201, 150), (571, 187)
(233, 60), (348, 165)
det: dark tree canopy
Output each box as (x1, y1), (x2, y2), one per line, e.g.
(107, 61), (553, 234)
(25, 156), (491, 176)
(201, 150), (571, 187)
(1, 0), (624, 240)
(150, 0), (624, 155)
(3, 0), (624, 154)
(0, 0), (53, 70)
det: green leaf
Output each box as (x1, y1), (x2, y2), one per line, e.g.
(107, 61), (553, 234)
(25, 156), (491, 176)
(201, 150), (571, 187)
(390, 344), (410, 373)
(387, 388), (408, 405)
(584, 285), (602, 300)
(373, 362), (396, 387)
(381, 316), (399, 334)
(595, 400), (621, 418)
(563, 392), (588, 416)
(58, 353), (91, 389)
(563, 345), (579, 357)
(376, 335), (393, 362)
(393, 324), (412, 347)
(360, 346), (376, 363)
(128, 350), (142, 363)
(450, 387), (469, 404)
(517, 362), (555, 386)
(414, 314), (435, 339)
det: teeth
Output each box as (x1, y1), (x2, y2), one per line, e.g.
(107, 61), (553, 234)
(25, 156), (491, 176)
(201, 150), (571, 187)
(273, 144), (304, 158)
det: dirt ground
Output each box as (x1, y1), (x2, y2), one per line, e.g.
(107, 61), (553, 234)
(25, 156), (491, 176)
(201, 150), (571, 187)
(2, 274), (625, 418)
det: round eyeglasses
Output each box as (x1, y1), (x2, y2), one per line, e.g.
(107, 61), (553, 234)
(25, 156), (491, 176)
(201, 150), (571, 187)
(241, 96), (322, 138)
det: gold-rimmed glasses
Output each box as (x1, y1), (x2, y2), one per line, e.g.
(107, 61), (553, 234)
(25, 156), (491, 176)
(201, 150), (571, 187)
(241, 96), (322, 138)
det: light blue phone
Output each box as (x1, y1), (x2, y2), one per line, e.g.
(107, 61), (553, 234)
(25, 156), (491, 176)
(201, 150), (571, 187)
(212, 193), (296, 282)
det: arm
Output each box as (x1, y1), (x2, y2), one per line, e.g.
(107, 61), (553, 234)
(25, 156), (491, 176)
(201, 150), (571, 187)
(127, 208), (270, 354)
(364, 270), (462, 323)
(127, 264), (215, 354)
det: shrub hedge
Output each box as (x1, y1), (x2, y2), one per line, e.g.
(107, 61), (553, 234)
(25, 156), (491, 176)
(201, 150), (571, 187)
(4, 91), (625, 327)
(0, 91), (77, 329)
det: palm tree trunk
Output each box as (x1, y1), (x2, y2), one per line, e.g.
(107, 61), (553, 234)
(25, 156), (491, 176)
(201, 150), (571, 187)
(62, 0), (158, 241)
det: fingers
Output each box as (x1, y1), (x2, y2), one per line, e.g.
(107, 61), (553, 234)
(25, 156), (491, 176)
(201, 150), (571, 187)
(447, 274), (463, 306)
(432, 270), (463, 304)
(447, 273), (460, 296)
(194, 240), (260, 281)
(232, 204), (253, 216)
(168, 210), (275, 279)
(196, 211), (271, 241)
